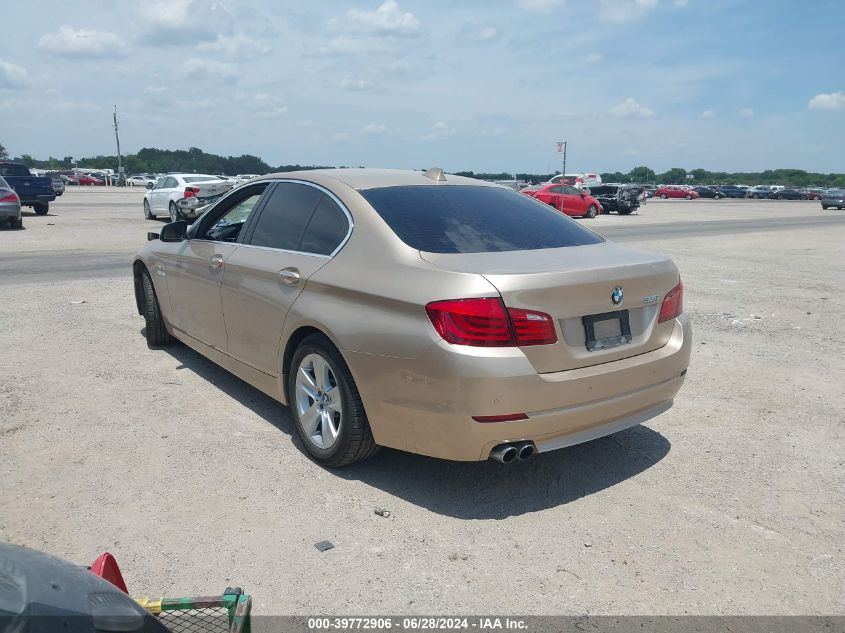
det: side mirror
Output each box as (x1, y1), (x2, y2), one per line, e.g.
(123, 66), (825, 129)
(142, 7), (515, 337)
(146, 181), (155, 190)
(160, 220), (188, 242)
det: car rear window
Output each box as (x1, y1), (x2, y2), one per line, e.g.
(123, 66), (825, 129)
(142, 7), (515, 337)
(360, 185), (604, 254)
(183, 176), (217, 183)
(0, 164), (32, 177)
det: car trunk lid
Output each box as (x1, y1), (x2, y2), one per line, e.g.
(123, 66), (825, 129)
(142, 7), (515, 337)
(420, 242), (681, 373)
(184, 178), (233, 204)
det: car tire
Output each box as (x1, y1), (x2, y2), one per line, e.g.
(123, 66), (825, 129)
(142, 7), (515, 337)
(617, 207), (633, 215)
(288, 334), (379, 468)
(33, 203), (48, 216)
(685, 194), (692, 200)
(714, 194), (723, 199)
(169, 201), (180, 222)
(585, 204), (597, 218)
(821, 205), (828, 210)
(13, 217), (23, 229)
(143, 199), (156, 220)
(141, 269), (171, 348)
(660, 193), (668, 199)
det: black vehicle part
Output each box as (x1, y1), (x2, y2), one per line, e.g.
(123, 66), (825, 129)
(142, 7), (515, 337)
(0, 541), (170, 633)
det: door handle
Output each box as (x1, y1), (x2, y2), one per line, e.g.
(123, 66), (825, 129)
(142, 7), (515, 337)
(278, 268), (300, 285)
(209, 254), (224, 269)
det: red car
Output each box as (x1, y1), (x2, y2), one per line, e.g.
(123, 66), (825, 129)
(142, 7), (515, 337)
(77, 174), (105, 186)
(521, 184), (603, 218)
(654, 186), (699, 200)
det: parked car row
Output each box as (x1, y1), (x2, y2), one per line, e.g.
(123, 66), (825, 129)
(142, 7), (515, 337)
(644, 183), (835, 201)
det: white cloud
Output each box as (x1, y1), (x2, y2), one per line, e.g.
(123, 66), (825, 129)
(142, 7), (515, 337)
(585, 52), (603, 63)
(0, 98), (25, 111)
(253, 106), (288, 120)
(610, 97), (655, 118)
(339, 78), (375, 91)
(361, 123), (388, 136)
(313, 35), (395, 57)
(331, 132), (351, 143)
(197, 34), (271, 59)
(479, 26), (499, 41)
(674, 0), (689, 6)
(347, 1), (420, 36)
(422, 121), (456, 141)
(701, 109), (715, 118)
(739, 107), (754, 117)
(808, 91), (845, 111)
(0, 59), (27, 88)
(47, 99), (102, 113)
(599, 0), (659, 23)
(516, 0), (564, 11)
(145, 85), (168, 94)
(139, 0), (233, 45)
(38, 26), (128, 58)
(179, 58), (238, 80)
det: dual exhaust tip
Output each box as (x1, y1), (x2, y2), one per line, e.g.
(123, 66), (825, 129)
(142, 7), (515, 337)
(489, 441), (536, 464)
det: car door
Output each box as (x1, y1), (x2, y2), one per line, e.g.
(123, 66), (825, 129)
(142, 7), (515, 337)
(540, 185), (563, 208)
(152, 177), (172, 213)
(159, 184), (270, 350)
(220, 181), (352, 376)
(565, 186), (587, 214)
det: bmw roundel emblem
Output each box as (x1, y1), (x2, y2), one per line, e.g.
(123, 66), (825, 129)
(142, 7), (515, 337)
(611, 286), (624, 306)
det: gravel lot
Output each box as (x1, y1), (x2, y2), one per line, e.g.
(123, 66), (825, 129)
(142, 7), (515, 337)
(1, 188), (843, 615)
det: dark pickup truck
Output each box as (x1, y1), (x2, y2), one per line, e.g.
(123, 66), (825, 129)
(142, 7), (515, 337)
(0, 162), (56, 215)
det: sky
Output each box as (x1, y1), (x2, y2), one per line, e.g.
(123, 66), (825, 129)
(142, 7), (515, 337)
(1, 0), (843, 174)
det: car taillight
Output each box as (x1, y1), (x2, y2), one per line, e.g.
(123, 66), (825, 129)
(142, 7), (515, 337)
(508, 307), (558, 345)
(0, 193), (18, 203)
(425, 298), (557, 347)
(658, 279), (684, 323)
(184, 186), (201, 198)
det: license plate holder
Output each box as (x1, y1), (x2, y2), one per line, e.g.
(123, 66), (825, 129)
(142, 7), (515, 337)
(583, 310), (632, 351)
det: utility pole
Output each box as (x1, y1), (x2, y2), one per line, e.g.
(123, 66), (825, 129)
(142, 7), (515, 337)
(113, 105), (124, 186)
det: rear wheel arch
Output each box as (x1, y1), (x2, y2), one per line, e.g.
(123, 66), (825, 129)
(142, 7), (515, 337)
(282, 326), (347, 400)
(132, 260), (148, 315)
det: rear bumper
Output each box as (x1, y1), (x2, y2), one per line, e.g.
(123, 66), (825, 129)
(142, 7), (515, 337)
(20, 195), (55, 205)
(0, 204), (22, 219)
(347, 313), (691, 461)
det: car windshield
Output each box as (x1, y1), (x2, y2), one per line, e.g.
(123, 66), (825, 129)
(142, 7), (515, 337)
(360, 185), (604, 254)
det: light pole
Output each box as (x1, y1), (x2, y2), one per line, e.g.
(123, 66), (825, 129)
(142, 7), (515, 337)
(557, 141), (567, 214)
(113, 105), (124, 186)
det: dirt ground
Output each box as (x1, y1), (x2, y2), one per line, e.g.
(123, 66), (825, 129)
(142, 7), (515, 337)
(1, 188), (843, 616)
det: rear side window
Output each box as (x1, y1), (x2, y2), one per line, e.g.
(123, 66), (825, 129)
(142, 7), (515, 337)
(299, 195), (349, 255)
(0, 164), (31, 177)
(360, 185), (604, 254)
(249, 182), (322, 251)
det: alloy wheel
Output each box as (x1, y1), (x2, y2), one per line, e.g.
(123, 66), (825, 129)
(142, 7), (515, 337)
(295, 353), (343, 449)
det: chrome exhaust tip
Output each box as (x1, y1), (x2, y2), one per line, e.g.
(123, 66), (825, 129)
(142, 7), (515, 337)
(517, 442), (536, 461)
(489, 444), (519, 464)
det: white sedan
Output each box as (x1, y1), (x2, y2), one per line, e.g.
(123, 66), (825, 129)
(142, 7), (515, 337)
(143, 174), (234, 222)
(127, 175), (156, 187)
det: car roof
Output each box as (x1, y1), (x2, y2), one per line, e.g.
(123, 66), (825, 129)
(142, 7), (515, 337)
(254, 168), (499, 191)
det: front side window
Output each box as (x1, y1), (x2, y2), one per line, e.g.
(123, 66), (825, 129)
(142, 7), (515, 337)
(200, 184), (269, 242)
(360, 185), (604, 254)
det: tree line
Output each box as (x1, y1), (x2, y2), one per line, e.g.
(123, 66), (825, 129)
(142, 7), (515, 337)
(3, 143), (843, 188)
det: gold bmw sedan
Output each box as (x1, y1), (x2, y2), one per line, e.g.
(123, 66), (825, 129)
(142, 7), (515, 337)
(133, 168), (690, 467)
